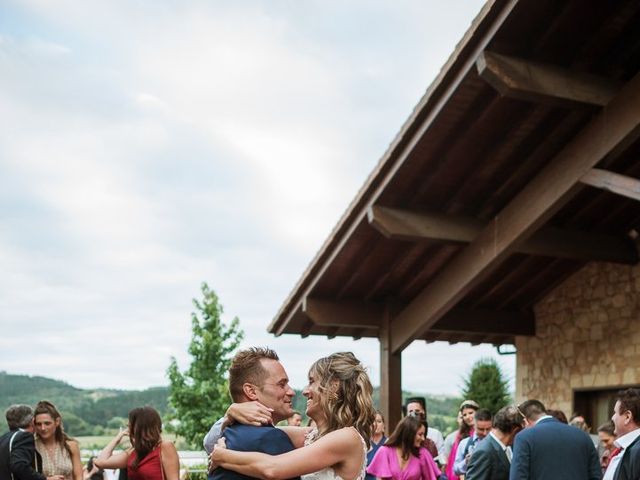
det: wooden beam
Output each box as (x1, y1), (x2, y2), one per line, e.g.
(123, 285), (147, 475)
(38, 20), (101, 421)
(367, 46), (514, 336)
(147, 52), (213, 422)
(432, 308), (535, 336)
(302, 298), (534, 338)
(380, 307), (402, 434)
(580, 168), (640, 202)
(368, 205), (638, 264)
(390, 70), (640, 354)
(476, 51), (620, 107)
(302, 298), (383, 329)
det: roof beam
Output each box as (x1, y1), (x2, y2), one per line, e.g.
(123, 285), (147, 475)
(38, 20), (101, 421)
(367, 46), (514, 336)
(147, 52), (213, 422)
(302, 298), (534, 337)
(431, 308), (534, 336)
(390, 70), (640, 354)
(476, 51), (620, 107)
(368, 205), (638, 264)
(580, 168), (640, 202)
(302, 298), (382, 329)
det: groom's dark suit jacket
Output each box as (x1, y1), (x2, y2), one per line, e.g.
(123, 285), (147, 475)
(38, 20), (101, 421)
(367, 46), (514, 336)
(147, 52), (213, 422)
(613, 433), (640, 480)
(0, 429), (45, 480)
(466, 434), (510, 480)
(509, 417), (600, 480)
(210, 424), (299, 480)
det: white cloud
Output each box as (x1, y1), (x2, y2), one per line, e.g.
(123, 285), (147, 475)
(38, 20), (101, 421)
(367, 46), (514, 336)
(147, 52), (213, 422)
(0, 0), (502, 397)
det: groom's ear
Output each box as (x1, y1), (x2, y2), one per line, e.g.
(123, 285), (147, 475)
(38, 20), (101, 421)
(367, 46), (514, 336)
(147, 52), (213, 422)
(242, 382), (259, 401)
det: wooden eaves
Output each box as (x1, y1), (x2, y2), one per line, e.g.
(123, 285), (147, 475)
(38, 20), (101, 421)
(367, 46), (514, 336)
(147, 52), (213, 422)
(267, 0), (640, 428)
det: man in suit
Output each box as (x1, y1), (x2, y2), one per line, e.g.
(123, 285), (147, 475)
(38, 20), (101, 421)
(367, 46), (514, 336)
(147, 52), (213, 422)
(509, 399), (601, 480)
(454, 408), (493, 477)
(466, 405), (523, 480)
(604, 388), (640, 480)
(204, 347), (297, 480)
(0, 405), (62, 480)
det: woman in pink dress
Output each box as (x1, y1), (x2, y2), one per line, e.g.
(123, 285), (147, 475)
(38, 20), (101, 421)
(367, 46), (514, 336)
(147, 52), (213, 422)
(95, 407), (179, 480)
(444, 400), (478, 480)
(367, 416), (440, 480)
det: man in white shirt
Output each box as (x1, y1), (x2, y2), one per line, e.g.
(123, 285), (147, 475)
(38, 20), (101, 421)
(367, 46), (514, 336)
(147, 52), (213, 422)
(603, 388), (640, 480)
(466, 405), (523, 480)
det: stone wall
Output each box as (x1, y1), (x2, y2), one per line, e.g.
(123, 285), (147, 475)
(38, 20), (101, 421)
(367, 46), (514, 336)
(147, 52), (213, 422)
(515, 261), (640, 413)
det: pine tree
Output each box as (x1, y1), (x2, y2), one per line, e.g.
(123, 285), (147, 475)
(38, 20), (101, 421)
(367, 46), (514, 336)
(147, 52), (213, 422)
(461, 358), (511, 415)
(167, 282), (244, 447)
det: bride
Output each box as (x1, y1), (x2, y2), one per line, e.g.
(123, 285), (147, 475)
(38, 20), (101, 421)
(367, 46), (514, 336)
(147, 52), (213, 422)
(212, 351), (375, 480)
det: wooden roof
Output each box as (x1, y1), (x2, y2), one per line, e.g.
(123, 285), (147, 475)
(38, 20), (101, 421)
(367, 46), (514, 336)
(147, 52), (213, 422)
(269, 0), (640, 352)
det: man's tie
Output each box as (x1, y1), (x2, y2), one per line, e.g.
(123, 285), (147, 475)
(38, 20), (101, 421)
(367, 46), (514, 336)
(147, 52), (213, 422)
(610, 446), (622, 460)
(505, 446), (513, 463)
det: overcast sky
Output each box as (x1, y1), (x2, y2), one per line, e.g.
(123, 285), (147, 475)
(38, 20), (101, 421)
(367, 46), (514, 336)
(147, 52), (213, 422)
(0, 0), (515, 396)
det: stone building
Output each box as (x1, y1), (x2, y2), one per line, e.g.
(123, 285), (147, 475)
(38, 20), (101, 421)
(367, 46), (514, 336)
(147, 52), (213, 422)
(268, 0), (640, 430)
(518, 261), (640, 427)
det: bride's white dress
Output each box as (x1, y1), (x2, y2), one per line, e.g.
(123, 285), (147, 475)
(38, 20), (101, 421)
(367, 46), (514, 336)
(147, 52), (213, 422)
(300, 427), (367, 480)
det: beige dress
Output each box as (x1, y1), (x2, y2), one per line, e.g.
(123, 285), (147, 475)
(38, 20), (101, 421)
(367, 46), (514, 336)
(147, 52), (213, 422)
(35, 438), (74, 480)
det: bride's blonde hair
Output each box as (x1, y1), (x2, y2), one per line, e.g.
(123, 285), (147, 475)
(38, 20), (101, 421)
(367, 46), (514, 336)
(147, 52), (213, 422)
(308, 352), (375, 447)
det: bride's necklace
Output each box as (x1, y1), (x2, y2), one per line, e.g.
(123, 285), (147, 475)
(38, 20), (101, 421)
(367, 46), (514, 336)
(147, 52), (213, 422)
(42, 441), (57, 457)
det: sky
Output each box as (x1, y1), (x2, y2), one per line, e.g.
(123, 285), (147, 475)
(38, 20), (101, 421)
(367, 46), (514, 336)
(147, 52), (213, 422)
(0, 0), (515, 396)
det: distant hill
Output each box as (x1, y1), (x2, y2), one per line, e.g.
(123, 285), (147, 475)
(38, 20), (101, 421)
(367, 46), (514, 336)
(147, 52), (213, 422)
(0, 372), (169, 436)
(0, 372), (461, 437)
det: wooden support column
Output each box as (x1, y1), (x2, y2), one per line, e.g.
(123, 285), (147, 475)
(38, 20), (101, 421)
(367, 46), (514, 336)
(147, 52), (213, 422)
(380, 305), (402, 432)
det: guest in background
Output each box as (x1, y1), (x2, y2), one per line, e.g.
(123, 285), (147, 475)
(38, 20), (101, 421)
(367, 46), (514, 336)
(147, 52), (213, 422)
(465, 406), (523, 480)
(83, 457), (104, 480)
(286, 412), (303, 427)
(597, 421), (616, 474)
(404, 397), (444, 460)
(453, 409), (492, 477)
(365, 411), (386, 480)
(0, 404), (62, 480)
(34, 401), (82, 480)
(546, 409), (568, 424)
(367, 416), (440, 480)
(95, 407), (179, 480)
(445, 399), (479, 480)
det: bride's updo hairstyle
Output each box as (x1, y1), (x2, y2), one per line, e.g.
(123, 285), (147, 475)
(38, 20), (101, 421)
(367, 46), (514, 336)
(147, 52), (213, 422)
(308, 351), (375, 448)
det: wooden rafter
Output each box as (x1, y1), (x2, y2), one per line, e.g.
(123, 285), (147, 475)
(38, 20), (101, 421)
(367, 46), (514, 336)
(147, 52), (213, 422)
(368, 205), (638, 264)
(301, 298), (534, 337)
(389, 71), (640, 354)
(580, 168), (640, 202)
(476, 51), (621, 107)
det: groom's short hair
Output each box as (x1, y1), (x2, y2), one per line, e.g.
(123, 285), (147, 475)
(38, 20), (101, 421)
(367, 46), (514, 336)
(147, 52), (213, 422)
(229, 347), (280, 401)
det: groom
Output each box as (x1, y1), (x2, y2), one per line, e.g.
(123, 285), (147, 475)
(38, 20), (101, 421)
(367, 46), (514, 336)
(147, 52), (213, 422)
(204, 347), (298, 480)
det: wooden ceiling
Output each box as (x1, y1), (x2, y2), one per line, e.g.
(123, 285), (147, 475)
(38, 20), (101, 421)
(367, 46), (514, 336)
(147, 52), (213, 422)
(268, 0), (640, 351)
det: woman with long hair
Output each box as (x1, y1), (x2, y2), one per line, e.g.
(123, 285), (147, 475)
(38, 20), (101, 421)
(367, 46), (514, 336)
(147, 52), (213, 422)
(34, 400), (83, 480)
(444, 400), (478, 480)
(95, 406), (179, 480)
(212, 351), (376, 480)
(366, 416), (440, 480)
(365, 411), (387, 480)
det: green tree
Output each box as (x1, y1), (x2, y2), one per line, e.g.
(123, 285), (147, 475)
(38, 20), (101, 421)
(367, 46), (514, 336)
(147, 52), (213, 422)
(461, 358), (511, 415)
(167, 283), (244, 448)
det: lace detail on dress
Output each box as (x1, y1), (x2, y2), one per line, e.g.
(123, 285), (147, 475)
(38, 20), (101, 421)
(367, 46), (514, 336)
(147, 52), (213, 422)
(301, 427), (367, 480)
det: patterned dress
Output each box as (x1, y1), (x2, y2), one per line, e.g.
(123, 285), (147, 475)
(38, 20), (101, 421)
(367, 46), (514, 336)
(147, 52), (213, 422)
(35, 438), (73, 480)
